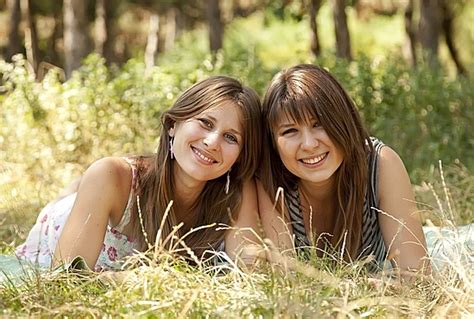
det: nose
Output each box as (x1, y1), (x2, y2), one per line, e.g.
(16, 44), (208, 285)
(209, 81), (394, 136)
(203, 132), (220, 150)
(300, 129), (319, 151)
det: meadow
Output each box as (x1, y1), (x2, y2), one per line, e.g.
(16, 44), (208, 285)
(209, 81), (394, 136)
(1, 6), (473, 317)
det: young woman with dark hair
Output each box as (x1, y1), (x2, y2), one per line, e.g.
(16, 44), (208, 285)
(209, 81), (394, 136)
(16, 76), (263, 271)
(257, 64), (429, 274)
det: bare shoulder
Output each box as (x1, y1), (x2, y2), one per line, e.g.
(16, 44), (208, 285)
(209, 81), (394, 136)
(378, 146), (410, 182)
(80, 157), (133, 212)
(86, 157), (131, 185)
(377, 145), (415, 207)
(378, 145), (404, 167)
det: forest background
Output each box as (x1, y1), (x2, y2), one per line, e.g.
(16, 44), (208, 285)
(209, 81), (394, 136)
(0, 0), (473, 316)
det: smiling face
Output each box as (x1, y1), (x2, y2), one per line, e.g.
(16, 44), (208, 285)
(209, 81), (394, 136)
(169, 101), (243, 185)
(274, 113), (344, 186)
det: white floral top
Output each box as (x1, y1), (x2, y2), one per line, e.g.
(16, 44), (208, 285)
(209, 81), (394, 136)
(16, 158), (139, 271)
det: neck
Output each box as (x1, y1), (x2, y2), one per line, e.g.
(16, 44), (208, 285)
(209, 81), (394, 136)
(299, 176), (336, 203)
(298, 177), (338, 242)
(172, 163), (206, 215)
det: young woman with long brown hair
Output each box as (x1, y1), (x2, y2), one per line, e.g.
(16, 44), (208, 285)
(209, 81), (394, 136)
(16, 76), (262, 271)
(257, 64), (429, 274)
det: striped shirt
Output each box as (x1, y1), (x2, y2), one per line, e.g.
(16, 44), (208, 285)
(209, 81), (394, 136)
(285, 138), (387, 271)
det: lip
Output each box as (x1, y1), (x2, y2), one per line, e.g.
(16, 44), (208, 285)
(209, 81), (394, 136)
(191, 146), (218, 165)
(299, 152), (328, 168)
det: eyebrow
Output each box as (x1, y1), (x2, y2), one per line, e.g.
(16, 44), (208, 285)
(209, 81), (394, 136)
(205, 115), (243, 137)
(277, 117), (318, 130)
(277, 122), (296, 130)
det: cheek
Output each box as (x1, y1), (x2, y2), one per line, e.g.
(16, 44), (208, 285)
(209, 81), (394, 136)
(276, 137), (293, 160)
(222, 143), (241, 164)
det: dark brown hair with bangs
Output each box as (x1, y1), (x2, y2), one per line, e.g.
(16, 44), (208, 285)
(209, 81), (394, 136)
(131, 76), (262, 258)
(259, 64), (373, 259)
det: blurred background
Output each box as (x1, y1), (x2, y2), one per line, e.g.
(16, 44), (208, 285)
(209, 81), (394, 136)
(0, 0), (473, 245)
(0, 0), (472, 77)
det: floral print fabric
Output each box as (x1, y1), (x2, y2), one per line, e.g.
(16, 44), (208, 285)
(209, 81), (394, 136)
(16, 158), (139, 271)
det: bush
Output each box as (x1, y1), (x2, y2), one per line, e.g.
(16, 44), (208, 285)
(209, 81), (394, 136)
(0, 49), (472, 229)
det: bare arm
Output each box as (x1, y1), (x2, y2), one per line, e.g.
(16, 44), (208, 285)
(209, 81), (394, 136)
(53, 157), (132, 269)
(377, 147), (430, 275)
(224, 179), (264, 264)
(256, 179), (294, 254)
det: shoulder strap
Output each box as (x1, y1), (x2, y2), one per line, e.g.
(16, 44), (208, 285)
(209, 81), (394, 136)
(367, 137), (385, 206)
(286, 185), (311, 248)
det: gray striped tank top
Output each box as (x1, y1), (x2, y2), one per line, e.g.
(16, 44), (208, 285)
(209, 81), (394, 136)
(285, 137), (387, 271)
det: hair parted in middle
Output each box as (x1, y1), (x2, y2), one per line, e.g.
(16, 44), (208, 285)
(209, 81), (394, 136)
(259, 64), (374, 259)
(131, 76), (262, 258)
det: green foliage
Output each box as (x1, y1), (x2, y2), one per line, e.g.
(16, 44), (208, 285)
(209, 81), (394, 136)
(0, 44), (472, 201)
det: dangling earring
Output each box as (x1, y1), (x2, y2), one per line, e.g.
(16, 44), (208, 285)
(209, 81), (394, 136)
(225, 169), (231, 194)
(169, 137), (174, 159)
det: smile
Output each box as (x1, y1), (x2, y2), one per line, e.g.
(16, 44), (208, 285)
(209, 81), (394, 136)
(300, 152), (328, 165)
(192, 146), (217, 164)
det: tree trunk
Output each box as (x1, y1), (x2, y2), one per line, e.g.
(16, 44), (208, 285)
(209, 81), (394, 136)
(207, 0), (223, 55)
(5, 0), (22, 61)
(332, 0), (352, 60)
(165, 8), (177, 52)
(440, 0), (466, 75)
(309, 0), (323, 57)
(95, 0), (118, 65)
(403, 0), (417, 67)
(419, 0), (440, 65)
(64, 0), (91, 78)
(145, 12), (159, 70)
(20, 0), (40, 75)
(232, 0), (259, 18)
(45, 3), (63, 67)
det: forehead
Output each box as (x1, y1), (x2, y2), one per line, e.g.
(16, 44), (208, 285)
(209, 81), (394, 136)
(201, 101), (243, 131)
(273, 103), (318, 127)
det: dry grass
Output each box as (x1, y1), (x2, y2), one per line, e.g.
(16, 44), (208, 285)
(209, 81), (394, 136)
(1, 159), (473, 317)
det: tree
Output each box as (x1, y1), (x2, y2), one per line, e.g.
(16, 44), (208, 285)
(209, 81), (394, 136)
(331, 0), (352, 60)
(20, 0), (40, 75)
(140, 1), (179, 69)
(309, 0), (323, 57)
(41, 1), (63, 68)
(404, 0), (417, 67)
(5, 0), (22, 62)
(95, 0), (120, 65)
(409, 0), (467, 75)
(63, 0), (91, 78)
(145, 12), (160, 69)
(419, 0), (441, 66)
(207, 0), (223, 55)
(439, 0), (466, 75)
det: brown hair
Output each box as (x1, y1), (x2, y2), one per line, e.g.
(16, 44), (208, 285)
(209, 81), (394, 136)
(259, 64), (373, 259)
(132, 76), (262, 257)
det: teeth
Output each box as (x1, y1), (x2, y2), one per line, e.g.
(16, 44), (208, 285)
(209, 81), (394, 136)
(301, 153), (326, 164)
(193, 147), (214, 163)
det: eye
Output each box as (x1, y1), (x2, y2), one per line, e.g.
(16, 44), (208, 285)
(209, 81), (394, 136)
(313, 121), (321, 128)
(281, 128), (297, 135)
(198, 118), (213, 129)
(224, 133), (238, 144)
